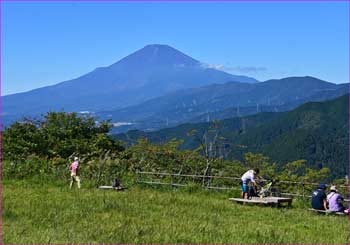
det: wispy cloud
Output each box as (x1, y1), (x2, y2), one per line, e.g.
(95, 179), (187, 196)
(227, 66), (267, 74)
(202, 63), (267, 74)
(205, 63), (226, 70)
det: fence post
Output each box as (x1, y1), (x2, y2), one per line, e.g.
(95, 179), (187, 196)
(207, 176), (212, 189)
(346, 175), (349, 207)
(171, 174), (174, 188)
(136, 171), (140, 184)
(302, 180), (305, 198)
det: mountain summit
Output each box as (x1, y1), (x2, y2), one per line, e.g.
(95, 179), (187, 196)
(112, 44), (200, 68)
(3, 44), (257, 123)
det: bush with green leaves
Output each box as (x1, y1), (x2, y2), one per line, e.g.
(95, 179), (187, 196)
(3, 111), (343, 194)
(3, 112), (124, 180)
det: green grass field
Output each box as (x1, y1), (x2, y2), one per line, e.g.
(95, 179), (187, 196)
(3, 179), (349, 244)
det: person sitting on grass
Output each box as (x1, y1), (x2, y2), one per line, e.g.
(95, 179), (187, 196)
(311, 183), (327, 211)
(69, 157), (81, 189)
(240, 168), (259, 199)
(327, 185), (345, 213)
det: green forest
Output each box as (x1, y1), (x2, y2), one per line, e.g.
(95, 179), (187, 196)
(3, 103), (347, 191)
(114, 95), (349, 180)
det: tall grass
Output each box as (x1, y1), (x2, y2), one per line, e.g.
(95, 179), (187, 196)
(3, 179), (349, 244)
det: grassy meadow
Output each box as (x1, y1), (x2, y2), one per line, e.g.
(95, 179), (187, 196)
(3, 179), (349, 244)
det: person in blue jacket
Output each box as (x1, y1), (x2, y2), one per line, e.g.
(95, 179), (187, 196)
(311, 183), (327, 211)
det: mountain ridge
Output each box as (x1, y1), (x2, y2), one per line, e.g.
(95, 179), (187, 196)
(97, 76), (348, 132)
(2, 44), (258, 124)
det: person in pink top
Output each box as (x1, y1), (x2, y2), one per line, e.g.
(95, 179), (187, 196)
(69, 157), (81, 189)
(327, 185), (344, 212)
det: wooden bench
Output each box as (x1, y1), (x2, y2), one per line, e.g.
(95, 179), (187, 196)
(308, 208), (346, 216)
(98, 186), (127, 191)
(229, 196), (293, 207)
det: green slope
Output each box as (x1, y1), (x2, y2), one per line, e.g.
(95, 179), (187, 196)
(235, 94), (349, 177)
(114, 95), (349, 179)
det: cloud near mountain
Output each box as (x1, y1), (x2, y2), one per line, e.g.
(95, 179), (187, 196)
(204, 63), (267, 74)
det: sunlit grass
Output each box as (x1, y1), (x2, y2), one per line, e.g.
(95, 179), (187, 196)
(3, 179), (349, 244)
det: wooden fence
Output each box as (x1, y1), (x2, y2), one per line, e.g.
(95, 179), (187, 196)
(135, 171), (350, 200)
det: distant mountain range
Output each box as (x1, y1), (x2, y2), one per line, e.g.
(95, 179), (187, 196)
(2, 44), (257, 125)
(98, 76), (348, 133)
(114, 95), (349, 179)
(4, 43), (349, 178)
(3, 44), (348, 136)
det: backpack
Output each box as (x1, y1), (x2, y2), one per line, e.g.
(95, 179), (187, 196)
(112, 178), (121, 188)
(248, 185), (258, 199)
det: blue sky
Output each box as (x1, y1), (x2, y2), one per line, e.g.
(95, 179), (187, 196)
(2, 1), (349, 95)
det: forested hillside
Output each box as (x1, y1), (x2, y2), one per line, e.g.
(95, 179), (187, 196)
(101, 77), (348, 133)
(114, 95), (349, 179)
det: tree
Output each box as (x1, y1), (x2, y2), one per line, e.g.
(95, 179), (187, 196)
(243, 152), (276, 178)
(3, 121), (42, 161)
(3, 112), (125, 179)
(40, 112), (122, 159)
(188, 120), (226, 186)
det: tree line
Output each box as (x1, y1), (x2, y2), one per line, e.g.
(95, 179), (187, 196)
(3, 112), (345, 194)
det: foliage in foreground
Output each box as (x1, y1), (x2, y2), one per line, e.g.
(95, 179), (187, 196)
(3, 180), (349, 244)
(3, 111), (345, 194)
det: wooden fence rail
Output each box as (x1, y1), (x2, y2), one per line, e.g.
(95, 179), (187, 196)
(135, 171), (350, 201)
